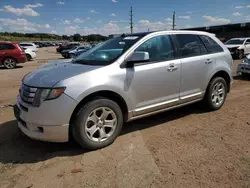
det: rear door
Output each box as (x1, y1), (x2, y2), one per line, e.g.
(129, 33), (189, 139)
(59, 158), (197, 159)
(173, 34), (215, 103)
(3, 43), (16, 56)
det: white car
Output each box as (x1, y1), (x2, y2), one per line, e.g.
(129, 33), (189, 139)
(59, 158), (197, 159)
(23, 48), (36, 61)
(225, 38), (250, 59)
(19, 42), (38, 52)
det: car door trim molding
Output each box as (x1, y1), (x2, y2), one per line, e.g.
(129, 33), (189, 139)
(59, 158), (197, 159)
(129, 98), (202, 121)
(133, 98), (179, 115)
(180, 92), (204, 100)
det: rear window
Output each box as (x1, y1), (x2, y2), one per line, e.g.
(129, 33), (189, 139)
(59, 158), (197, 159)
(175, 34), (207, 58)
(199, 35), (224, 53)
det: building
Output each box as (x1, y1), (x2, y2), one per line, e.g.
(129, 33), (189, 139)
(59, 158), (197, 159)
(182, 22), (250, 42)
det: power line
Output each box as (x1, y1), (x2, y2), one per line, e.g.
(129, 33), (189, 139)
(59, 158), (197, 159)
(130, 6), (133, 34)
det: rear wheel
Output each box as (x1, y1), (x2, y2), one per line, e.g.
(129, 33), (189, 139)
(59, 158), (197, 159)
(72, 98), (123, 150)
(203, 77), (227, 111)
(26, 54), (32, 61)
(3, 58), (17, 69)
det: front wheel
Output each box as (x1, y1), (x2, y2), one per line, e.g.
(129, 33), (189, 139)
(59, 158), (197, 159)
(238, 50), (244, 59)
(72, 98), (123, 150)
(203, 77), (227, 111)
(69, 53), (75, 59)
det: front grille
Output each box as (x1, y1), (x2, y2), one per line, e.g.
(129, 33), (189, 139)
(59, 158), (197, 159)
(20, 84), (37, 104)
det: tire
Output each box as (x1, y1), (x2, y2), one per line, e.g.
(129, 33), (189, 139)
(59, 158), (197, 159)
(241, 73), (249, 79)
(3, 58), (17, 69)
(69, 53), (75, 59)
(203, 77), (227, 111)
(72, 98), (123, 150)
(26, 54), (32, 61)
(238, 50), (244, 59)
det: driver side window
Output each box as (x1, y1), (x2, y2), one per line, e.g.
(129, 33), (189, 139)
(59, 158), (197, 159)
(135, 35), (174, 62)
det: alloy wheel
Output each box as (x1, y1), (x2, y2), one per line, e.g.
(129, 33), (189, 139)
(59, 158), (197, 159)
(4, 58), (16, 69)
(211, 82), (225, 107)
(85, 107), (117, 142)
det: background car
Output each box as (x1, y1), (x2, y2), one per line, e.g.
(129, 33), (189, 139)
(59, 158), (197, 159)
(19, 42), (38, 52)
(66, 46), (90, 58)
(237, 54), (250, 77)
(225, 38), (250, 59)
(0, 41), (27, 69)
(56, 42), (80, 53)
(21, 47), (36, 61)
(61, 46), (78, 58)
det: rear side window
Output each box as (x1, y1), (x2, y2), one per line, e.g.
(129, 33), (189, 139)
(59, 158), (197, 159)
(135, 35), (174, 62)
(0, 44), (15, 50)
(20, 44), (32, 47)
(175, 34), (207, 58)
(245, 39), (250, 44)
(199, 35), (224, 53)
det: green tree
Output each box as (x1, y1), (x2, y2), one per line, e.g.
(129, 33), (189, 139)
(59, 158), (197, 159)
(73, 33), (81, 41)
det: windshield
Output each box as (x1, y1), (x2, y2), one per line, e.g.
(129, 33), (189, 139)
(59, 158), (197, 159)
(72, 36), (142, 66)
(225, 39), (245, 45)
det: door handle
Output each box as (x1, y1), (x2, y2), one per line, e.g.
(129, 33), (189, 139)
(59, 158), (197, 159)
(205, 59), (213, 64)
(167, 64), (178, 72)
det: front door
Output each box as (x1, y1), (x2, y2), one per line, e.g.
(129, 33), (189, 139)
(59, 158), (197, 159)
(0, 44), (5, 64)
(244, 39), (250, 54)
(125, 34), (181, 116)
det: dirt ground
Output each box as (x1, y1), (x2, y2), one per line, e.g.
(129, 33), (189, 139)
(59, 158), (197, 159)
(0, 47), (249, 188)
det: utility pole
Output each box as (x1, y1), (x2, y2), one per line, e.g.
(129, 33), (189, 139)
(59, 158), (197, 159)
(130, 6), (133, 34)
(172, 11), (176, 30)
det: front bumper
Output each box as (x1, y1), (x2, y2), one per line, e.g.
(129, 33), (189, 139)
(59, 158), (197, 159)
(14, 93), (77, 143)
(237, 64), (250, 74)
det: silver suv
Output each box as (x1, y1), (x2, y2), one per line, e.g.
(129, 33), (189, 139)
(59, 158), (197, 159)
(14, 31), (233, 150)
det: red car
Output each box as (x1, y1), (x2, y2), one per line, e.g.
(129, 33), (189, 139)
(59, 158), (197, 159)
(0, 41), (27, 69)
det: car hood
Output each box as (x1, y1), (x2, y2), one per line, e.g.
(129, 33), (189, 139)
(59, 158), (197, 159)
(225, 44), (240, 48)
(39, 58), (73, 69)
(23, 61), (101, 87)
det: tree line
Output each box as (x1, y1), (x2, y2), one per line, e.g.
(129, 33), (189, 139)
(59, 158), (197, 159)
(0, 32), (109, 42)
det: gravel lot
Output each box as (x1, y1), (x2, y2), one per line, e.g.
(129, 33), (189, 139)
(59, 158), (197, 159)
(0, 47), (249, 188)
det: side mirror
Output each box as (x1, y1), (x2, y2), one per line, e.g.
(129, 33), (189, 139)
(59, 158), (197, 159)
(125, 51), (149, 67)
(245, 42), (250, 45)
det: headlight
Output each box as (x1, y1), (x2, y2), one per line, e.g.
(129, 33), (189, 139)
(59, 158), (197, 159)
(33, 87), (66, 106)
(242, 58), (247, 63)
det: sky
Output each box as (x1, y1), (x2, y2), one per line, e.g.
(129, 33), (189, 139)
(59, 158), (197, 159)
(0, 0), (249, 36)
